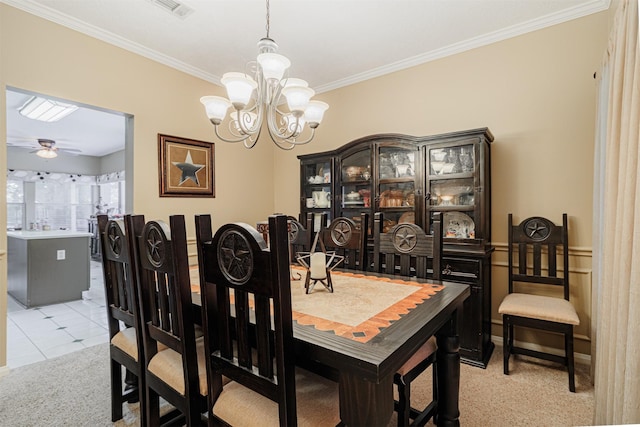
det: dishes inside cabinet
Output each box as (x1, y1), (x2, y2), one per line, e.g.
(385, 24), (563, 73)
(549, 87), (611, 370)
(380, 165), (394, 179)
(443, 212), (475, 239)
(344, 166), (367, 181)
(307, 175), (324, 184)
(399, 212), (415, 224)
(344, 191), (364, 207)
(431, 184), (473, 206)
(380, 190), (404, 207)
(345, 191), (362, 201)
(404, 191), (415, 207)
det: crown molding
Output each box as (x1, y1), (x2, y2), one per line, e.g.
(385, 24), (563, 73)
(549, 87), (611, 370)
(2, 0), (609, 93)
(0, 0), (222, 85)
(314, 0), (611, 93)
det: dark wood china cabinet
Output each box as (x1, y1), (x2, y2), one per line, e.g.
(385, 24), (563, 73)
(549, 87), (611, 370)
(298, 128), (494, 367)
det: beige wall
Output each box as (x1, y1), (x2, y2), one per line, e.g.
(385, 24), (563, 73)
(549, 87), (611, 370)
(0, 4), (277, 369)
(274, 12), (609, 356)
(0, 4), (610, 369)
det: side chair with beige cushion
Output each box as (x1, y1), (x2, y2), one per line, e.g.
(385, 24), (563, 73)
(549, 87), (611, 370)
(318, 213), (370, 271)
(498, 213), (580, 392)
(131, 214), (208, 425)
(287, 213), (314, 263)
(98, 214), (146, 424)
(373, 212), (444, 426)
(196, 214), (340, 426)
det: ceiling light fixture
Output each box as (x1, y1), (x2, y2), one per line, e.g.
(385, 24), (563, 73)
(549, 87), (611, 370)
(200, 0), (328, 150)
(18, 96), (78, 122)
(36, 148), (58, 159)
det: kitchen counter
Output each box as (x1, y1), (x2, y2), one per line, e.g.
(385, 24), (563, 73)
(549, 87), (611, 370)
(8, 230), (92, 240)
(7, 230), (91, 308)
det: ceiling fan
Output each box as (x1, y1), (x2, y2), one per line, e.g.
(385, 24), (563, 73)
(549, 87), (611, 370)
(7, 138), (82, 158)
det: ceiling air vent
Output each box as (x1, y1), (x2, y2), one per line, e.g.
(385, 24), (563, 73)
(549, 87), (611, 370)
(149, 0), (194, 19)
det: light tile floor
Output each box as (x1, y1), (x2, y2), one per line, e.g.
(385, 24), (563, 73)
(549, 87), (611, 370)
(6, 260), (109, 368)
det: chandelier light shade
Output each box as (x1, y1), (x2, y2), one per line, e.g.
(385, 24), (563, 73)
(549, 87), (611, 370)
(200, 0), (329, 150)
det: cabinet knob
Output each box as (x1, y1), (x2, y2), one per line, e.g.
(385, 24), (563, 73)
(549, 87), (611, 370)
(425, 192), (431, 201)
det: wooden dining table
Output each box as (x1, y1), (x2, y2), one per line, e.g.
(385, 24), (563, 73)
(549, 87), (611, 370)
(191, 265), (469, 427)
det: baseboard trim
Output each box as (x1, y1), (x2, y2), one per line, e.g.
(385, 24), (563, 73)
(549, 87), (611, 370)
(491, 335), (591, 366)
(0, 364), (10, 379)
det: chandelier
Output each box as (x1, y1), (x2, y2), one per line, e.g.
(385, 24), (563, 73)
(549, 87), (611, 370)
(200, 0), (329, 150)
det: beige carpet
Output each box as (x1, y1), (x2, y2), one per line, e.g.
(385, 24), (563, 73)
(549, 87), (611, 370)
(0, 343), (593, 426)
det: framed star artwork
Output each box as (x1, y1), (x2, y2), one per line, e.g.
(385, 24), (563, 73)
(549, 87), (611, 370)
(158, 134), (215, 197)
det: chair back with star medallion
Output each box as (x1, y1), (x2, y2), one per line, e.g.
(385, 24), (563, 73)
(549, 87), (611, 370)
(98, 214), (147, 423)
(507, 213), (570, 298)
(287, 213), (314, 263)
(373, 212), (443, 279)
(199, 214), (299, 424)
(132, 215), (207, 424)
(318, 213), (369, 271)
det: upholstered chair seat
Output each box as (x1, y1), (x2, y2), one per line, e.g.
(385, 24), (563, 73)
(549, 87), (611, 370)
(212, 367), (340, 426)
(499, 293), (580, 326)
(147, 337), (209, 396)
(396, 336), (437, 376)
(111, 328), (172, 361)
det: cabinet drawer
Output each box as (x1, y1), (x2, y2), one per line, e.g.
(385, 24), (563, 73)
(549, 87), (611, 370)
(441, 257), (481, 285)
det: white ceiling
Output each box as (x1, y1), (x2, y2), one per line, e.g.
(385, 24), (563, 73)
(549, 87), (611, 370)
(6, 88), (127, 157)
(3, 0), (609, 157)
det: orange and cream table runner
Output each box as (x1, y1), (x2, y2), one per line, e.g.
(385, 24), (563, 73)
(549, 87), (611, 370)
(190, 265), (444, 343)
(289, 266), (443, 343)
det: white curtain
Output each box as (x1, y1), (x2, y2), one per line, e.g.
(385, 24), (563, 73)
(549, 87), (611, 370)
(593, 0), (640, 423)
(592, 54), (608, 383)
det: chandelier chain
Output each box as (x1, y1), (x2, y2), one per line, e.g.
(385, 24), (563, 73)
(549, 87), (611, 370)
(265, 0), (270, 38)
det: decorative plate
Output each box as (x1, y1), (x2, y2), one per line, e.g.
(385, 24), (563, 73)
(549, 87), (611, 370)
(443, 212), (475, 239)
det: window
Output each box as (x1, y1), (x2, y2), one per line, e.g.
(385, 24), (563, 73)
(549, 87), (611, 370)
(35, 180), (94, 231)
(6, 170), (122, 232)
(98, 181), (125, 215)
(7, 179), (24, 230)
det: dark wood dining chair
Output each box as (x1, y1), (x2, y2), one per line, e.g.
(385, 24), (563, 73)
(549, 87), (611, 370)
(373, 212), (444, 427)
(131, 215), (208, 425)
(196, 214), (340, 426)
(498, 213), (579, 392)
(98, 214), (146, 424)
(318, 213), (369, 271)
(287, 213), (314, 263)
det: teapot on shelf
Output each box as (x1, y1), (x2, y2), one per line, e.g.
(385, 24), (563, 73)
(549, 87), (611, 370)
(312, 190), (331, 208)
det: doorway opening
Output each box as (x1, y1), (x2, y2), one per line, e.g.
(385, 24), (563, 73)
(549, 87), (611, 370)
(4, 86), (133, 368)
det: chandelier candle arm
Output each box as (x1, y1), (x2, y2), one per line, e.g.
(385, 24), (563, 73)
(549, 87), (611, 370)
(200, 0), (328, 149)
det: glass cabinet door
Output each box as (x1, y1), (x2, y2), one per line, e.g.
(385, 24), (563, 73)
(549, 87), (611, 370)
(300, 159), (332, 230)
(426, 142), (480, 241)
(338, 148), (371, 232)
(376, 145), (419, 230)
(429, 144), (475, 176)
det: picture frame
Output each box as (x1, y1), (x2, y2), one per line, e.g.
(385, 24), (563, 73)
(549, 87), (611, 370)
(158, 134), (215, 197)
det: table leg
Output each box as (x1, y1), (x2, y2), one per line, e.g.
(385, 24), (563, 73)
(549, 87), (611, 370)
(338, 371), (394, 427)
(436, 310), (461, 427)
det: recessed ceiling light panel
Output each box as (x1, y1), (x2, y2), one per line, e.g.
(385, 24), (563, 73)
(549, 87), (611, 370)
(148, 0), (194, 19)
(18, 96), (78, 122)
